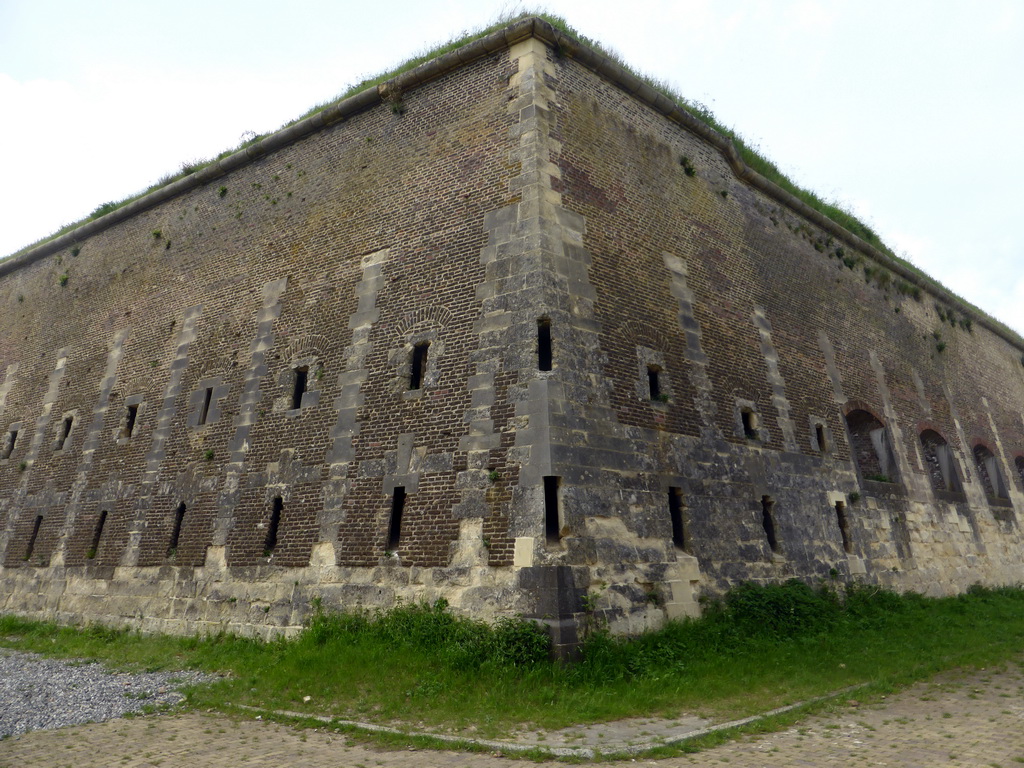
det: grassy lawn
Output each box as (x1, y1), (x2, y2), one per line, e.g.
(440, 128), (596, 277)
(2, 581), (1023, 740)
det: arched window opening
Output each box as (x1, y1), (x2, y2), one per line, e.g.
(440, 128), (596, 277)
(973, 444), (1008, 500)
(920, 430), (962, 493)
(845, 410), (897, 483)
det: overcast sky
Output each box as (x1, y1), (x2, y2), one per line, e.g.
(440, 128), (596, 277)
(2, 1), (1022, 333)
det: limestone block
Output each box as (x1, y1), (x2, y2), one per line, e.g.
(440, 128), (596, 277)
(514, 537), (535, 567)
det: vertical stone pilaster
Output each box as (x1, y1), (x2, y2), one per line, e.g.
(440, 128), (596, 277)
(0, 350), (68, 561)
(911, 369), (932, 419)
(663, 253), (718, 439)
(981, 396), (1018, 517)
(50, 329), (129, 565)
(817, 332), (848, 406)
(0, 363), (21, 553)
(120, 305), (203, 567)
(21, 350), (69, 482)
(943, 384), (986, 549)
(753, 307), (797, 452)
(869, 350), (915, 563)
(210, 278), (287, 551)
(869, 351), (912, 482)
(0, 363), (19, 421)
(318, 249), (388, 556)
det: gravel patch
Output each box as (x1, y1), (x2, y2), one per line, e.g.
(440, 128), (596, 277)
(0, 648), (212, 737)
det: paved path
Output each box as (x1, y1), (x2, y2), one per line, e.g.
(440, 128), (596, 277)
(2, 661), (1022, 767)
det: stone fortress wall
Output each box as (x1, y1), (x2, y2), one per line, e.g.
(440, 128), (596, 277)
(0, 18), (1021, 650)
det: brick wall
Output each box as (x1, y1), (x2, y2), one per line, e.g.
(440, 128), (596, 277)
(0, 19), (1020, 642)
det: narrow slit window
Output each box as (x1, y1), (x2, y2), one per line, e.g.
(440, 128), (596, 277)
(835, 501), (851, 553)
(25, 515), (43, 561)
(58, 416), (73, 450)
(647, 366), (662, 401)
(292, 367), (308, 410)
(761, 495), (778, 553)
(409, 342), (429, 390)
(198, 388), (214, 425)
(742, 410), (757, 439)
(264, 497), (282, 554)
(88, 510), (107, 559)
(2, 429), (18, 459)
(387, 487), (406, 550)
(668, 487), (687, 551)
(168, 502), (186, 556)
(123, 405), (139, 438)
(544, 476), (561, 544)
(537, 319), (553, 371)
(815, 423), (827, 453)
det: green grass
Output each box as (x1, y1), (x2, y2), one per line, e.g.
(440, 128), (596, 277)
(5, 11), (1018, 346)
(2, 581), (1024, 742)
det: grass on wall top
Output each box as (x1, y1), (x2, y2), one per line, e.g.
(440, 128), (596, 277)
(3, 11), (1007, 342)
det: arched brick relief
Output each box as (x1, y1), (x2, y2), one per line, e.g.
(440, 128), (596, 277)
(389, 305), (451, 396)
(109, 377), (152, 445)
(114, 373), (157, 403)
(393, 305), (454, 340)
(212, 353), (243, 379)
(183, 314), (247, 379)
(270, 334), (331, 415)
(844, 407), (898, 483)
(610, 321), (674, 404)
(841, 399), (886, 424)
(282, 334), (330, 365)
(297, 266), (344, 311)
(969, 436), (999, 455)
(614, 320), (669, 354)
(51, 409), (80, 452)
(187, 373), (230, 429)
(919, 428), (962, 493)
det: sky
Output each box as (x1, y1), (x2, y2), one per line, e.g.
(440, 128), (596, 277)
(2, 0), (1022, 333)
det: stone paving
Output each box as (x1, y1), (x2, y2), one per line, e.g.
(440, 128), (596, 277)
(2, 660), (1022, 767)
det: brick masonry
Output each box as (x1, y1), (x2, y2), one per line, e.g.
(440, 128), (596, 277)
(0, 18), (1021, 646)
